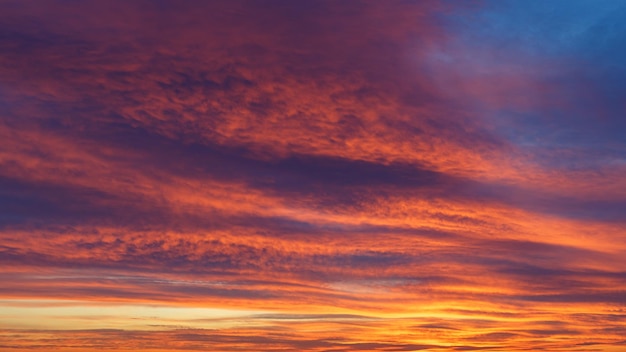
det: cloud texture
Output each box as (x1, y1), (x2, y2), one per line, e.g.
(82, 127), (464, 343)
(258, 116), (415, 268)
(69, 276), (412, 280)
(1, 0), (625, 350)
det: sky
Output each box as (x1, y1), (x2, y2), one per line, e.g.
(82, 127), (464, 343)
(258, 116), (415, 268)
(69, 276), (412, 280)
(1, 0), (625, 351)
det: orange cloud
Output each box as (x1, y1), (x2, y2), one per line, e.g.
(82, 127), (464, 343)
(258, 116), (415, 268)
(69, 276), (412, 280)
(1, 0), (625, 351)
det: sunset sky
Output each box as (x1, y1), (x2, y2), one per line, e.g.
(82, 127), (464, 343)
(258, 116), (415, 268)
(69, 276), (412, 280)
(1, 1), (626, 351)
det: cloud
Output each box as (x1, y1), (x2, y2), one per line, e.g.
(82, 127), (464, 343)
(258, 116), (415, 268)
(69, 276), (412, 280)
(0, 0), (625, 351)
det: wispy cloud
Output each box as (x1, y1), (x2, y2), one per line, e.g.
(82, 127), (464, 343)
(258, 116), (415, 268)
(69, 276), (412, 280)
(1, 0), (625, 350)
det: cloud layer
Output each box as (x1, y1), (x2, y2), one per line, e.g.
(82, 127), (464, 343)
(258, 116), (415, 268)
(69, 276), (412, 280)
(1, 0), (625, 350)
